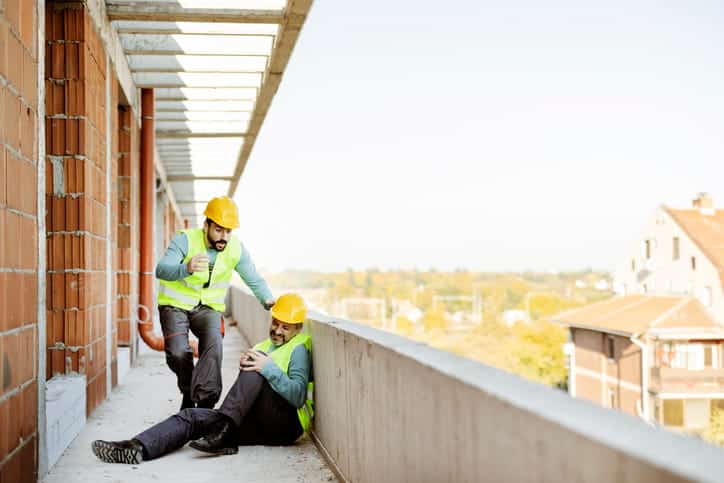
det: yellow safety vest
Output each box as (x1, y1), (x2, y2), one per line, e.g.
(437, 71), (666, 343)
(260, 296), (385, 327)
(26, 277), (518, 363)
(157, 228), (241, 312)
(254, 333), (314, 433)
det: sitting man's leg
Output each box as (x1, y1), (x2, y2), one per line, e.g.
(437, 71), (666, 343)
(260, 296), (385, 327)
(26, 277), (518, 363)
(92, 408), (227, 464)
(191, 371), (303, 452)
(188, 370), (264, 453)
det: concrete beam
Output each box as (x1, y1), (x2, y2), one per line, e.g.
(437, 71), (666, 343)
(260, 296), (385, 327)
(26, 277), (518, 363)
(156, 120), (249, 132)
(155, 111), (252, 121)
(133, 72), (262, 88)
(120, 33), (273, 56)
(156, 132), (247, 139)
(155, 87), (258, 101)
(106, 2), (285, 24)
(155, 100), (254, 112)
(167, 176), (233, 182)
(114, 21), (278, 36)
(129, 55), (268, 73)
(228, 0), (314, 197)
(84, 0), (139, 111)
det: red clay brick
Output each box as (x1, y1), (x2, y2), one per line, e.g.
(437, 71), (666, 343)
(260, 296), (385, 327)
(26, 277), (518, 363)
(7, 32), (22, 92)
(5, 210), (19, 270)
(0, 147), (6, 207)
(21, 160), (37, 214)
(21, 382), (37, 439)
(66, 272), (78, 309)
(51, 272), (64, 311)
(5, 91), (21, 151)
(5, 0), (21, 37)
(51, 195), (65, 231)
(46, 80), (64, 115)
(8, 389), (22, 452)
(22, 54), (37, 109)
(3, 332), (19, 389)
(47, 117), (65, 155)
(0, 445), (23, 483)
(0, 21), (7, 84)
(0, 274), (6, 332)
(0, 398), (10, 462)
(20, 0), (36, 56)
(6, 274), (21, 330)
(19, 436), (37, 483)
(5, 151), (22, 211)
(19, 102), (36, 160)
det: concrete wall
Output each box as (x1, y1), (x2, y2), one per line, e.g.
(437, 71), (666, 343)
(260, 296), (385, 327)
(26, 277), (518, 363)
(230, 288), (724, 483)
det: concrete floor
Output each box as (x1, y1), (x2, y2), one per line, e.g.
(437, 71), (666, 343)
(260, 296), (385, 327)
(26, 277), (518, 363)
(42, 326), (336, 483)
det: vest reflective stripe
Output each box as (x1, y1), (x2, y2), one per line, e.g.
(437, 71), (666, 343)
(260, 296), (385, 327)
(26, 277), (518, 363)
(158, 284), (200, 306)
(209, 281), (231, 290)
(157, 228), (241, 311)
(254, 334), (314, 433)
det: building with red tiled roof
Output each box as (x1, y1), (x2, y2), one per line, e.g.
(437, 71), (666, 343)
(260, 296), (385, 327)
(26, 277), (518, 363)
(555, 194), (724, 431)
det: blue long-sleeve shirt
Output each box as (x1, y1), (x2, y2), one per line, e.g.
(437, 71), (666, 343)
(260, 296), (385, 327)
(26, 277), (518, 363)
(155, 232), (273, 305)
(259, 344), (311, 408)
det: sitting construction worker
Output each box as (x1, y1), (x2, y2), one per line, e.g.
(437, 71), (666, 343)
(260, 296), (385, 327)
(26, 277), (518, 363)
(91, 293), (313, 464)
(155, 195), (274, 410)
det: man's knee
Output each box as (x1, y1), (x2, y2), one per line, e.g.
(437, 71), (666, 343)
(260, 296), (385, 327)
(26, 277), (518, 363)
(165, 345), (192, 367)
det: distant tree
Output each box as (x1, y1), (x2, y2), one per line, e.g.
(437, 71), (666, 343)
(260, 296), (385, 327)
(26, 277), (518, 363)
(422, 308), (448, 332)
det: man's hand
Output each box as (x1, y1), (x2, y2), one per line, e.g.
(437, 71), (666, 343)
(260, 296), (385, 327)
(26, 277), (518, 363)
(187, 254), (209, 273)
(240, 350), (271, 372)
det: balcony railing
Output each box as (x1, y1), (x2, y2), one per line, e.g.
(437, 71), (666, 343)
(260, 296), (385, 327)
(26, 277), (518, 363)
(651, 367), (724, 393)
(229, 287), (724, 483)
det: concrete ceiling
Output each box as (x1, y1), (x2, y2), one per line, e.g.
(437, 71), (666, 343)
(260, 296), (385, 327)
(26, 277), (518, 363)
(106, 0), (312, 226)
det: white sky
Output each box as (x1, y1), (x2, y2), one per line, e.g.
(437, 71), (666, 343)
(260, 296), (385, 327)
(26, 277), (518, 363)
(234, 0), (724, 273)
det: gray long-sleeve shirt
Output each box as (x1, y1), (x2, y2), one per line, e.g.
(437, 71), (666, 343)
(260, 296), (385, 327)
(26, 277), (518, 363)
(155, 232), (273, 305)
(259, 344), (311, 408)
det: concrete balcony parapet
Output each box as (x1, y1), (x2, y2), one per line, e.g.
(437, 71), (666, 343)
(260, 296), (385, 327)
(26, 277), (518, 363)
(230, 287), (724, 483)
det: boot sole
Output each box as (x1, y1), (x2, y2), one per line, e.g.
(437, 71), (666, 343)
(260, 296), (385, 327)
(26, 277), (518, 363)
(188, 440), (238, 455)
(92, 440), (143, 464)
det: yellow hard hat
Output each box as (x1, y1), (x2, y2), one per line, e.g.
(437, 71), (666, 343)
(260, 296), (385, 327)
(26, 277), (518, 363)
(271, 293), (307, 325)
(204, 196), (240, 229)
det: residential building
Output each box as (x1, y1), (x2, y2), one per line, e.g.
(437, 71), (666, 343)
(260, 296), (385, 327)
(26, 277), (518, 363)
(556, 194), (724, 431)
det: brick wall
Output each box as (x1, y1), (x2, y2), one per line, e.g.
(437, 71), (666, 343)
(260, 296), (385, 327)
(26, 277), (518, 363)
(0, 0), (40, 480)
(116, 105), (139, 356)
(44, 1), (116, 415)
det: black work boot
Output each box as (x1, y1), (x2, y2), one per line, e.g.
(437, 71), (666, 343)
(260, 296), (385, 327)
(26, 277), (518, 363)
(196, 398), (216, 409)
(92, 439), (144, 464)
(189, 419), (238, 455)
(180, 393), (195, 410)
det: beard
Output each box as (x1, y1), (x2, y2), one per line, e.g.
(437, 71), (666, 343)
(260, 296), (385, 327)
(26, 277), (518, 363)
(207, 232), (227, 252)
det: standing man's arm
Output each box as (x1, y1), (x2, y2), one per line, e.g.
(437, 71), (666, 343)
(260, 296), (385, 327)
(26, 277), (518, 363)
(235, 243), (274, 308)
(155, 233), (192, 281)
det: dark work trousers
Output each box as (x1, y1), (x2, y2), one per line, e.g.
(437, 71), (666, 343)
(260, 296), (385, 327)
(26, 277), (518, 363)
(159, 304), (223, 406)
(134, 370), (303, 460)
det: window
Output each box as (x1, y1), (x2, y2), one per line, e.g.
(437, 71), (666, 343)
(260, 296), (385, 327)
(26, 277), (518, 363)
(606, 336), (615, 360)
(691, 256), (697, 271)
(673, 237), (680, 260)
(645, 240), (652, 259)
(663, 399), (684, 427)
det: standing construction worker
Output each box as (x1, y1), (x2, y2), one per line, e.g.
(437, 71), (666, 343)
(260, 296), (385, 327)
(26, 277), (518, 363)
(155, 196), (274, 410)
(92, 293), (312, 464)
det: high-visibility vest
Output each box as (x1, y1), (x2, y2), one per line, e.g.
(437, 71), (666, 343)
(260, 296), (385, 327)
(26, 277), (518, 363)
(157, 228), (241, 312)
(254, 333), (314, 433)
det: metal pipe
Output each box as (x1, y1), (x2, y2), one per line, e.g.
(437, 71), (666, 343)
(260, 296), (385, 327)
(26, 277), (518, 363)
(138, 89), (199, 356)
(138, 88), (165, 352)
